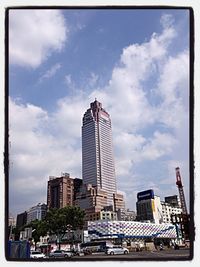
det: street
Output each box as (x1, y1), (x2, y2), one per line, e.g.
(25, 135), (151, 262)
(73, 248), (191, 260)
(39, 248), (191, 261)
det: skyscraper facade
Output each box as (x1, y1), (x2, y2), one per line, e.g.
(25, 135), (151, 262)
(82, 100), (117, 205)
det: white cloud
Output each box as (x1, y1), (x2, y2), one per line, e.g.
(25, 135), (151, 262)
(140, 131), (177, 160)
(76, 23), (86, 31)
(9, 10), (68, 68)
(88, 72), (99, 88)
(64, 74), (73, 86)
(114, 133), (145, 176)
(39, 63), (61, 82)
(10, 98), (82, 173)
(158, 51), (189, 105)
(52, 96), (87, 141)
(98, 18), (177, 134)
(160, 14), (175, 29)
(157, 51), (189, 130)
(9, 99), (48, 133)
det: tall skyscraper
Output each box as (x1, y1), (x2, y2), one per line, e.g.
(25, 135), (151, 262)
(82, 99), (117, 205)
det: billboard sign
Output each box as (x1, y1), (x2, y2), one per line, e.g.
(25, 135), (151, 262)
(137, 189), (154, 201)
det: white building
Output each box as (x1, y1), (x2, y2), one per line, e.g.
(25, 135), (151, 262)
(100, 210), (118, 221)
(117, 209), (136, 221)
(161, 201), (182, 223)
(82, 100), (117, 205)
(26, 203), (47, 224)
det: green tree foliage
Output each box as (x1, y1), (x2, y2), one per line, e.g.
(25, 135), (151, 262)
(45, 206), (85, 235)
(26, 219), (48, 250)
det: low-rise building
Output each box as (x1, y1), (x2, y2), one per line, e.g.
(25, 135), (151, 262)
(113, 193), (125, 212)
(100, 210), (118, 220)
(161, 201), (182, 224)
(87, 220), (177, 243)
(117, 209), (136, 221)
(164, 195), (181, 207)
(9, 214), (16, 227)
(86, 210), (118, 221)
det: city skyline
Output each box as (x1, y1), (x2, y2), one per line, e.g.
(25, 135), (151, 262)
(9, 8), (190, 216)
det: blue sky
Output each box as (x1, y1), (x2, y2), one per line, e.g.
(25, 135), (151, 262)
(9, 8), (190, 216)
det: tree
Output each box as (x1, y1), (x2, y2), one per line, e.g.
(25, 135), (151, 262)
(45, 206), (85, 249)
(26, 220), (48, 250)
(11, 226), (21, 241)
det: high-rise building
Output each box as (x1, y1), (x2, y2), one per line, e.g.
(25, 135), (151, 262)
(16, 211), (27, 228)
(136, 189), (163, 224)
(73, 178), (83, 201)
(75, 183), (108, 213)
(47, 173), (74, 209)
(75, 183), (108, 224)
(82, 99), (116, 205)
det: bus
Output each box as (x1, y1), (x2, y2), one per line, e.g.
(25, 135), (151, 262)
(80, 241), (113, 252)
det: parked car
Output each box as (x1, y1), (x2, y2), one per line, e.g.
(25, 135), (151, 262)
(49, 250), (73, 258)
(106, 246), (129, 255)
(30, 251), (46, 259)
